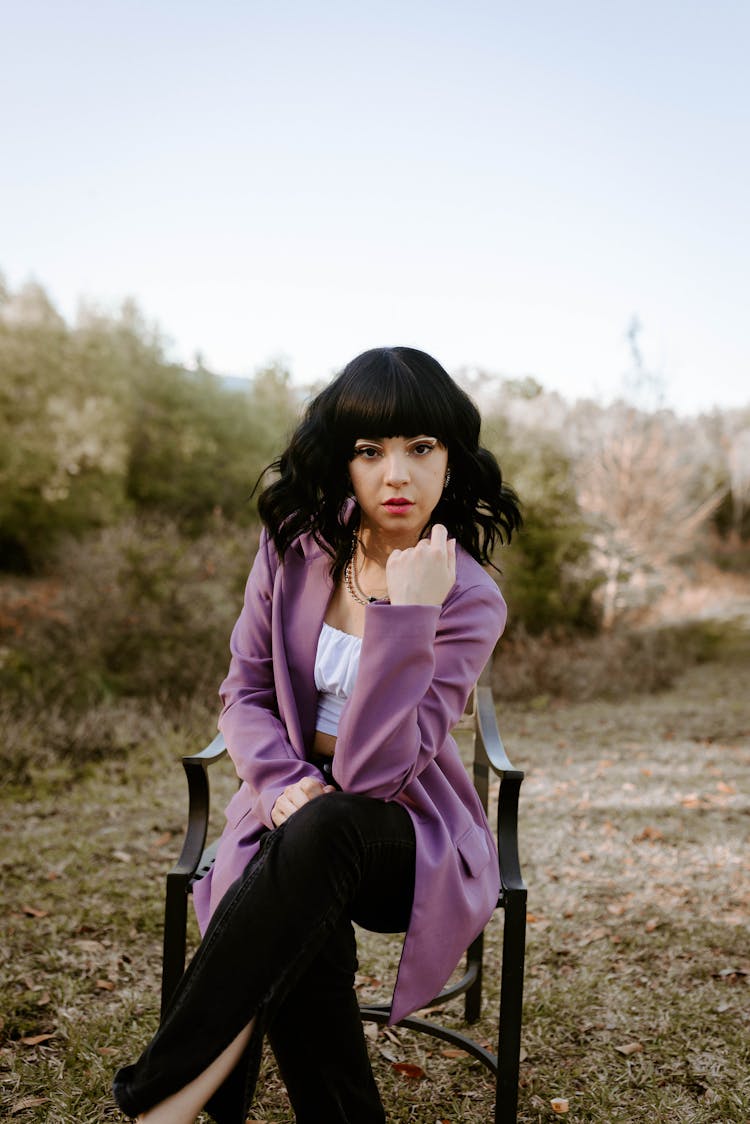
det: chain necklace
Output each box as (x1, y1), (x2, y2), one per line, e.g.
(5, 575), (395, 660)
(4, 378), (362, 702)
(344, 541), (388, 605)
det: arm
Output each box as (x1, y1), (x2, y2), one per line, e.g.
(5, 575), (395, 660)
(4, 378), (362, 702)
(332, 577), (506, 798)
(218, 529), (322, 829)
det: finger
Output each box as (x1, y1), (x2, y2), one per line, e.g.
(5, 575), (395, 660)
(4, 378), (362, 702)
(431, 523), (448, 551)
(447, 536), (457, 575)
(299, 776), (325, 797)
(272, 798), (289, 826)
(288, 787), (312, 810)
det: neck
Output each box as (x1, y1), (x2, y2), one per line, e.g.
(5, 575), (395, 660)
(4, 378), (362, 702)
(356, 524), (423, 568)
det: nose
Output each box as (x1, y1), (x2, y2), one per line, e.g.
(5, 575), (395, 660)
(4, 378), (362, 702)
(384, 450), (410, 486)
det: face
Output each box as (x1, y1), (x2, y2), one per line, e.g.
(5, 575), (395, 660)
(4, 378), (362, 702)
(348, 435), (449, 544)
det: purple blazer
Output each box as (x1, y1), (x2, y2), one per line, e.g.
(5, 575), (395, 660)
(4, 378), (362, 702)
(193, 527), (506, 1024)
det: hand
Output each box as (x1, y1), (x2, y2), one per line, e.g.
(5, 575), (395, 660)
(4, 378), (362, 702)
(385, 523), (457, 607)
(271, 776), (336, 827)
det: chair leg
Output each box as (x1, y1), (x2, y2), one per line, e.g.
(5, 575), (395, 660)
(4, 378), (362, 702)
(464, 931), (484, 1023)
(161, 872), (189, 1021)
(494, 890), (527, 1124)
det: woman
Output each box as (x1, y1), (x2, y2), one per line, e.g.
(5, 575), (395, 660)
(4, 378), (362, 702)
(114, 346), (521, 1123)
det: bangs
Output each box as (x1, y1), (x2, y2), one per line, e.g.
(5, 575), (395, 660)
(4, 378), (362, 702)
(333, 349), (456, 451)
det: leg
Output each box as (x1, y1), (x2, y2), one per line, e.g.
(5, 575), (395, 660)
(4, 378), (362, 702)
(135, 1021), (254, 1124)
(114, 793), (415, 1123)
(267, 918), (385, 1124)
(268, 796), (415, 1124)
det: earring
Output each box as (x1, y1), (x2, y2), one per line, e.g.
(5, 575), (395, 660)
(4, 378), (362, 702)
(443, 468), (451, 491)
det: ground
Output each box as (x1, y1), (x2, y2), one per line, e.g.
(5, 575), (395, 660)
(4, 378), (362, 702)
(1, 649), (748, 1123)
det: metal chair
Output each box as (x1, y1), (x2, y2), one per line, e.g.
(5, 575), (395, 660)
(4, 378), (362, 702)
(160, 662), (527, 1123)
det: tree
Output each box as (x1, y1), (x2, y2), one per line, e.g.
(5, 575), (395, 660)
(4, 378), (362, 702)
(572, 405), (723, 626)
(0, 282), (132, 568)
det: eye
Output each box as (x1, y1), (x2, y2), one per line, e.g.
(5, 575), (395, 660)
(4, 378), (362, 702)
(412, 441), (437, 456)
(353, 445), (381, 459)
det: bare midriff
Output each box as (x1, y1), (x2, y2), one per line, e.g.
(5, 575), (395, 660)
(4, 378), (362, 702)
(312, 729), (337, 758)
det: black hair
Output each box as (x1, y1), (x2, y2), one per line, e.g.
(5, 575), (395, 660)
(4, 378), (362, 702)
(257, 346), (521, 576)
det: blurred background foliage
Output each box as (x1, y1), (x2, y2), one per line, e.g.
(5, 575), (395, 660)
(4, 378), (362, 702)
(2, 274), (749, 784)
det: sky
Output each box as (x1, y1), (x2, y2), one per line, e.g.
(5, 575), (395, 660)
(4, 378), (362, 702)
(1, 0), (748, 415)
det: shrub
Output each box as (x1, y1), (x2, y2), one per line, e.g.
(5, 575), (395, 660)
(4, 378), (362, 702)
(483, 414), (600, 634)
(0, 518), (258, 717)
(492, 619), (734, 702)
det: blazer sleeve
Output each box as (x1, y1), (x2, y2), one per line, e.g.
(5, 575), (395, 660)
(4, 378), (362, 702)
(218, 529), (322, 829)
(331, 576), (506, 799)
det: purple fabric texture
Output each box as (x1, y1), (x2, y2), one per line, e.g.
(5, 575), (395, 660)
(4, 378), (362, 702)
(193, 527), (506, 1025)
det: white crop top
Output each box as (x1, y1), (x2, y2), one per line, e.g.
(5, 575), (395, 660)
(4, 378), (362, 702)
(314, 623), (362, 736)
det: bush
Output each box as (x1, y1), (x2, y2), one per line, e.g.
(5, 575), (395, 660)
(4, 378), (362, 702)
(492, 619), (735, 702)
(0, 518), (258, 723)
(483, 415), (600, 634)
(126, 363), (298, 531)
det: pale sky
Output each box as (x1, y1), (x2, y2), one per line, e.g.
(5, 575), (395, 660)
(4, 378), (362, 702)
(1, 0), (748, 414)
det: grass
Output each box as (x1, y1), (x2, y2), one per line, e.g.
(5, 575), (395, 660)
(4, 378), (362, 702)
(1, 646), (749, 1122)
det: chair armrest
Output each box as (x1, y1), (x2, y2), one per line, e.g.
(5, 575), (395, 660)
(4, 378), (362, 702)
(476, 686), (523, 780)
(474, 683), (526, 898)
(170, 732), (228, 880)
(183, 731), (228, 765)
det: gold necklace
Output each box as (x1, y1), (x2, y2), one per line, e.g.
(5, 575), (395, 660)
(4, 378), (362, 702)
(344, 542), (387, 605)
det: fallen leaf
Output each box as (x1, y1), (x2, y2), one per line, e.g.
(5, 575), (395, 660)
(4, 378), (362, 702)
(680, 793), (701, 808)
(21, 905), (48, 919)
(615, 1041), (643, 1056)
(633, 826), (663, 843)
(644, 918), (660, 933)
(579, 927), (609, 946)
(75, 939), (105, 952)
(550, 1097), (570, 1113)
(152, 831), (173, 848)
(36, 992), (51, 1006)
(112, 850), (132, 863)
(440, 1048), (465, 1058)
(10, 1097), (49, 1113)
(20, 1033), (55, 1046)
(392, 1062), (426, 1080)
(98, 1046), (117, 1056)
(96, 979), (116, 991)
(713, 967), (747, 980)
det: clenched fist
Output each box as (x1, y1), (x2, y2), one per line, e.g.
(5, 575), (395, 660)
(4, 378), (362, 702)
(271, 776), (336, 827)
(386, 523), (456, 607)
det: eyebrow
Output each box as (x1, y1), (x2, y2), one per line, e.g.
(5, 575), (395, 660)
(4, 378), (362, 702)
(353, 435), (438, 445)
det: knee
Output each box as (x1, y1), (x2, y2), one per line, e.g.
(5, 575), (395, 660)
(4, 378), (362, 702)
(280, 792), (364, 858)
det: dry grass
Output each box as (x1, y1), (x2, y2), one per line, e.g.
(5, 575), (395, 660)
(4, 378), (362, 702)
(1, 644), (749, 1122)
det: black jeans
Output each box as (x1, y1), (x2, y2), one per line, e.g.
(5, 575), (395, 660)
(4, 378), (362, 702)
(113, 790), (416, 1123)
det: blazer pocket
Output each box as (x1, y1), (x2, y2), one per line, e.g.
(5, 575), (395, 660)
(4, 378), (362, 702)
(224, 786), (253, 829)
(455, 824), (491, 878)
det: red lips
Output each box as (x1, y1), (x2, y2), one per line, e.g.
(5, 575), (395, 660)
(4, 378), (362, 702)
(383, 499), (413, 507)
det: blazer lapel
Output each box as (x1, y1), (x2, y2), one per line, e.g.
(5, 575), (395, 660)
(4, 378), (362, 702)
(276, 540), (334, 754)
